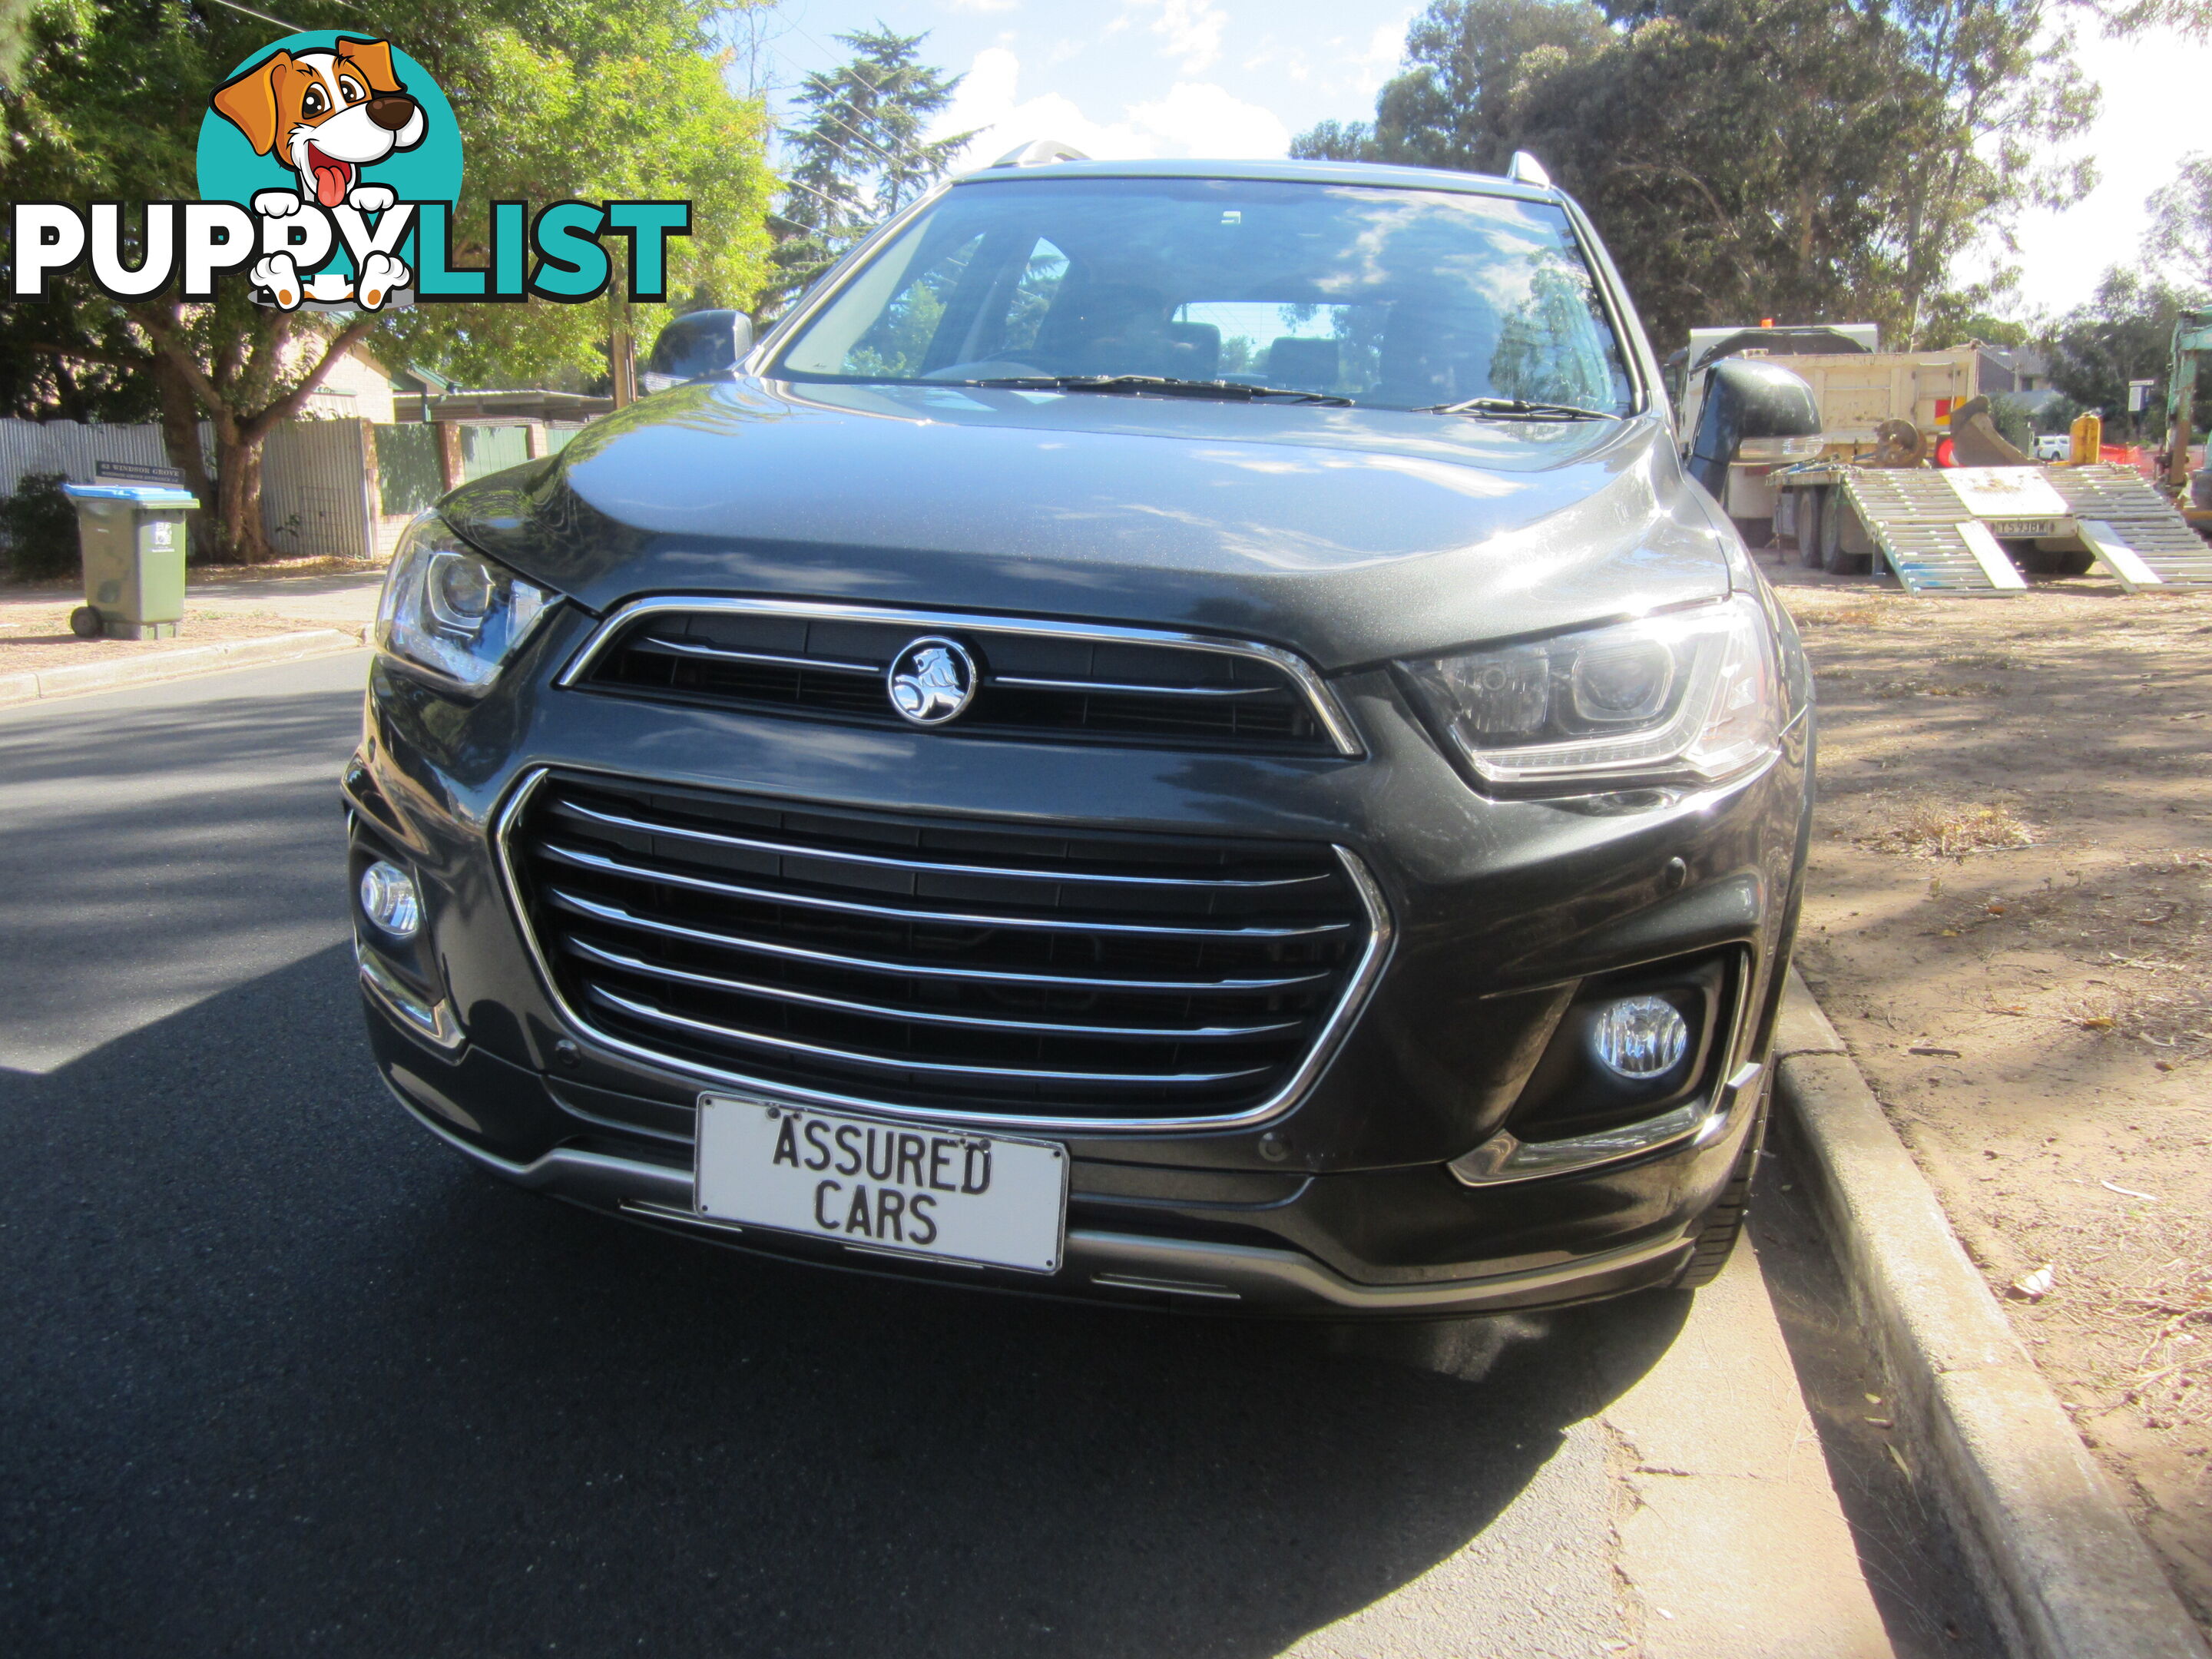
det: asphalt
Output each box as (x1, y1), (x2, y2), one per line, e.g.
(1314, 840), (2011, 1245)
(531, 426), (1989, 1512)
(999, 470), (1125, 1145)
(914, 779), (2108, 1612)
(0, 652), (1993, 1658)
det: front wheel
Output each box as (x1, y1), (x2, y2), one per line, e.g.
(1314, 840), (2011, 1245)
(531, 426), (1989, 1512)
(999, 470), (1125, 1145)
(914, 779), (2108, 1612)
(1672, 1101), (1768, 1289)
(68, 605), (102, 638)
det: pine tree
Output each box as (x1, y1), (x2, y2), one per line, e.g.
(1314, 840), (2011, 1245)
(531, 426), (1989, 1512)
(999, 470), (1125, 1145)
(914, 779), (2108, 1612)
(767, 28), (974, 313)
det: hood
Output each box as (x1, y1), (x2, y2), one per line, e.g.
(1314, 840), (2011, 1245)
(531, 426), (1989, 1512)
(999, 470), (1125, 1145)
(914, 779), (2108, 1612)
(440, 377), (1730, 671)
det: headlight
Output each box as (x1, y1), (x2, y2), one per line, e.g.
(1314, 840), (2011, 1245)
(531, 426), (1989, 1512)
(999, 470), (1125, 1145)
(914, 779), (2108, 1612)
(376, 513), (555, 694)
(1399, 594), (1780, 790)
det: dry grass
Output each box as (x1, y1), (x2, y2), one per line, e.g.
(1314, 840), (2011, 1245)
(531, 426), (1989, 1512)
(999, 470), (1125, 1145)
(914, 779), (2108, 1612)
(1793, 601), (1895, 628)
(2121, 1259), (2212, 1431)
(1869, 677), (2007, 699)
(1859, 798), (2037, 859)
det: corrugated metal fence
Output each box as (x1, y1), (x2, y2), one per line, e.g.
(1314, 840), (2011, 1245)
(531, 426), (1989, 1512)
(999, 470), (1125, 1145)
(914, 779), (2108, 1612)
(0, 419), (217, 494)
(2, 416), (571, 562)
(0, 416), (377, 560)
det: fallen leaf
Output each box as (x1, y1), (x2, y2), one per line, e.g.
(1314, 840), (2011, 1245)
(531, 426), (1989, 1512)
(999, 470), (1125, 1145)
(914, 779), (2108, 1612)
(2012, 1263), (2055, 1301)
(2100, 1180), (2158, 1202)
(1909, 1044), (1962, 1057)
(2076, 1016), (2117, 1031)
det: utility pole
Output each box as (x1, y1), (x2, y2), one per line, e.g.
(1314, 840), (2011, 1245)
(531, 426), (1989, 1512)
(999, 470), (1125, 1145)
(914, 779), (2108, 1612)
(609, 286), (637, 409)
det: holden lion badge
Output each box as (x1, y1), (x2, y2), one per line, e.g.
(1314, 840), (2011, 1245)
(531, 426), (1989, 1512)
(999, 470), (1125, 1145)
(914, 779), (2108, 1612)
(886, 637), (977, 726)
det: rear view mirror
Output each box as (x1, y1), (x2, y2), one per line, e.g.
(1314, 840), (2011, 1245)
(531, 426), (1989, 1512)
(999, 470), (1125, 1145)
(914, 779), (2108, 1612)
(644, 309), (754, 387)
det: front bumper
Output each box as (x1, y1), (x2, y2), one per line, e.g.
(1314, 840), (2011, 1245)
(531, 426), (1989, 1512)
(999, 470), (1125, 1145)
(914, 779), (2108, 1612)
(368, 988), (1769, 1316)
(346, 591), (1810, 1317)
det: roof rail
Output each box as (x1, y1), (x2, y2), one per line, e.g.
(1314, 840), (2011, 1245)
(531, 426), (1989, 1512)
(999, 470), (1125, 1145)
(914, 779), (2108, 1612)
(988, 138), (1091, 168)
(1508, 151), (1551, 187)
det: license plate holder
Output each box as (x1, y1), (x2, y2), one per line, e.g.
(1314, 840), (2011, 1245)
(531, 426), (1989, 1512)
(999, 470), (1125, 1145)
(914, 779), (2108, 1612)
(694, 1095), (1069, 1274)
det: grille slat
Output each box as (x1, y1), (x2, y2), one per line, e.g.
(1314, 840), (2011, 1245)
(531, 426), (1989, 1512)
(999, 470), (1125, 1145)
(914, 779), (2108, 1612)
(567, 939), (1300, 1039)
(568, 604), (1349, 756)
(510, 774), (1379, 1119)
(540, 843), (1351, 940)
(548, 892), (1333, 992)
(552, 799), (1330, 890)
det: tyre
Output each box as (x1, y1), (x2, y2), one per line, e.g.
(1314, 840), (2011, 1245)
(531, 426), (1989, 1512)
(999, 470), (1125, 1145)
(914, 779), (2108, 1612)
(1673, 1096), (1768, 1289)
(2005, 541), (2055, 575)
(2052, 548), (2094, 576)
(1819, 492), (1869, 574)
(68, 605), (102, 638)
(1791, 488), (1823, 565)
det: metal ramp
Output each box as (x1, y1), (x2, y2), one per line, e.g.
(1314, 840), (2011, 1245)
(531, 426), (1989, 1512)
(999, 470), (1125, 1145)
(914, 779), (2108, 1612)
(2042, 465), (2212, 592)
(1839, 470), (2027, 594)
(1838, 463), (2212, 594)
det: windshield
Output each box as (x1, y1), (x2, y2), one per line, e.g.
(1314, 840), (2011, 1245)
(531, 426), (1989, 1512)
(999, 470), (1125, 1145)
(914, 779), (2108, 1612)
(770, 176), (1636, 413)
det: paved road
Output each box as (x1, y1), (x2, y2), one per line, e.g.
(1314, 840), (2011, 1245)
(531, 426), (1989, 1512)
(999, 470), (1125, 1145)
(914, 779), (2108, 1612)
(0, 654), (1991, 1658)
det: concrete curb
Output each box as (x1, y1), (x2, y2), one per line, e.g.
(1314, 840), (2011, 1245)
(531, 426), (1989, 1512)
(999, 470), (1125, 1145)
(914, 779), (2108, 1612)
(1771, 969), (2208, 1659)
(0, 628), (366, 707)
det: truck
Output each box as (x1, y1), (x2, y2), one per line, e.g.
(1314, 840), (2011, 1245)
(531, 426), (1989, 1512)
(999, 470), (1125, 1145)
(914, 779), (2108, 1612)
(1677, 325), (2212, 595)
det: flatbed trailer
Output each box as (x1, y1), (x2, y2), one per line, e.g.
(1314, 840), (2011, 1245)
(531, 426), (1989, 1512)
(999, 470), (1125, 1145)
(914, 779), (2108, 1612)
(1769, 461), (2212, 595)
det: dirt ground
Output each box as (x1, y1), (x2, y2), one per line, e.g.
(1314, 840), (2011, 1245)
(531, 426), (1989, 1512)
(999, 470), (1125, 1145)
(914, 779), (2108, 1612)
(1763, 550), (2212, 1628)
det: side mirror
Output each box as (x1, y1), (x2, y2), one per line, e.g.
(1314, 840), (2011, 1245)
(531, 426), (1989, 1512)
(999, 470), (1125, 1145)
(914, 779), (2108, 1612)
(643, 309), (754, 387)
(1684, 358), (1820, 499)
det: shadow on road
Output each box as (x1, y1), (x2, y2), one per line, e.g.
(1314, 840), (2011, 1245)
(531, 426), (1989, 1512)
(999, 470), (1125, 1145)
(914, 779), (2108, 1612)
(0, 682), (365, 1074)
(0, 943), (1690, 1657)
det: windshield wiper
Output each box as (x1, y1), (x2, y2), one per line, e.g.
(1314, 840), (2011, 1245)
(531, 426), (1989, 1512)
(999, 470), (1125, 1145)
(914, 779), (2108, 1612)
(1422, 396), (1621, 421)
(967, 374), (1353, 406)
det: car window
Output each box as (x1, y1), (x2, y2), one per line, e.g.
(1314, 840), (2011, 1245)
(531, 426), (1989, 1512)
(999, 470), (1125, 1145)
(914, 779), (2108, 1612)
(773, 177), (1635, 412)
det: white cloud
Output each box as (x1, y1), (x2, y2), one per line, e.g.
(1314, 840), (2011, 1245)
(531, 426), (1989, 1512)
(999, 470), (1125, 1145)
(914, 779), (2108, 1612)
(932, 48), (1290, 168)
(1128, 81), (1290, 158)
(1154, 0), (1229, 73)
(944, 0), (1018, 11)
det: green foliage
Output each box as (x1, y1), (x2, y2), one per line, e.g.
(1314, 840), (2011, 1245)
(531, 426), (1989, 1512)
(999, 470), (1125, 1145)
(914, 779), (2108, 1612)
(1986, 392), (2036, 450)
(767, 27), (972, 312)
(0, 0), (774, 558)
(2029, 392), (2084, 435)
(380, 2), (777, 384)
(2145, 152), (2212, 294)
(1295, 0), (2096, 350)
(0, 471), (81, 582)
(2041, 269), (2210, 442)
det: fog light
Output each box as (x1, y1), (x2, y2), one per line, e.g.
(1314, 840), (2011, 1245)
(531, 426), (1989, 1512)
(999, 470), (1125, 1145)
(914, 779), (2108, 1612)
(359, 860), (421, 939)
(1591, 995), (1688, 1078)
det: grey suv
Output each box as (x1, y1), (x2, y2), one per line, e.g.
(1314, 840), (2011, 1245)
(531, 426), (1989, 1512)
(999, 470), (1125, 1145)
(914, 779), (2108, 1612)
(346, 154), (1813, 1315)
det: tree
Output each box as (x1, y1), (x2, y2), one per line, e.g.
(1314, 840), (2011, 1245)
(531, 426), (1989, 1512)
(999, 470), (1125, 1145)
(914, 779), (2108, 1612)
(0, 0), (773, 561)
(1294, 0), (2095, 351)
(764, 27), (973, 313)
(2145, 152), (2212, 293)
(2041, 268), (2208, 442)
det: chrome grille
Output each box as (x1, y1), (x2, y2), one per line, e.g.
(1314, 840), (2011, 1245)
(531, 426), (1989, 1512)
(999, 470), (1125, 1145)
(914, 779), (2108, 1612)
(562, 601), (1351, 756)
(505, 771), (1385, 1123)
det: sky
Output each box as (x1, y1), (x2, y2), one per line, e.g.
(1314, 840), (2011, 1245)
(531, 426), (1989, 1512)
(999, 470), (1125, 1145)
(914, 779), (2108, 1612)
(752, 0), (2210, 323)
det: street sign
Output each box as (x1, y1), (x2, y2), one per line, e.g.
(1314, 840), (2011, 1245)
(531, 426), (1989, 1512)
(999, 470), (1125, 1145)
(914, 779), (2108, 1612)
(2127, 379), (2157, 413)
(96, 460), (187, 486)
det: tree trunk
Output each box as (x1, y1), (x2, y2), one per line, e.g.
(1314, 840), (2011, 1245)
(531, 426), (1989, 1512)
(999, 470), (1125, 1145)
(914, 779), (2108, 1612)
(153, 357), (217, 563)
(214, 431), (272, 565)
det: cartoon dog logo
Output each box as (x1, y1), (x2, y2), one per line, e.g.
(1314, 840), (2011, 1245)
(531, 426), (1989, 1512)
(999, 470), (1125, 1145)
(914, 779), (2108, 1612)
(209, 38), (424, 311)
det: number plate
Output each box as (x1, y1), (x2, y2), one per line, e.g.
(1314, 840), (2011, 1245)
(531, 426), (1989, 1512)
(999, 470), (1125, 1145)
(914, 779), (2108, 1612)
(1985, 518), (2058, 538)
(694, 1096), (1069, 1273)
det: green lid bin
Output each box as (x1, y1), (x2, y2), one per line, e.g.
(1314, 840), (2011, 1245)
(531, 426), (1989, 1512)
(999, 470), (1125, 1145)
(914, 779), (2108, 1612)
(59, 483), (200, 641)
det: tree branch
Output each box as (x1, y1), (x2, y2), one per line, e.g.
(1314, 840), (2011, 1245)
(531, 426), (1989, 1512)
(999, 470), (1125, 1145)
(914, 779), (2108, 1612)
(245, 316), (381, 440)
